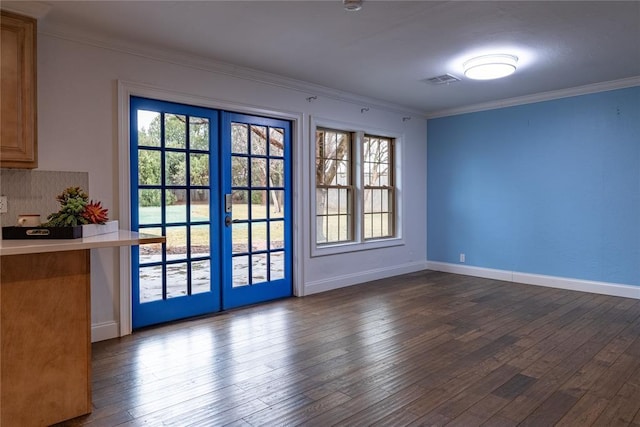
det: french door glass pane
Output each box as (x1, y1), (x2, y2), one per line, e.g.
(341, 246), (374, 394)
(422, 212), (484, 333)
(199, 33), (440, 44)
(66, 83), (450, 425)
(270, 253), (285, 281)
(250, 192), (267, 219)
(232, 223), (249, 254)
(269, 127), (284, 157)
(251, 125), (267, 154)
(139, 227), (163, 263)
(189, 117), (209, 150)
(232, 124), (248, 154)
(270, 190), (284, 219)
(166, 226), (187, 260)
(251, 222), (267, 251)
(190, 224), (210, 257)
(139, 150), (161, 185)
(137, 110), (161, 147)
(165, 152), (186, 185)
(190, 189), (209, 221)
(270, 221), (284, 250)
(165, 114), (186, 148)
(233, 255), (249, 287)
(252, 254), (268, 284)
(190, 153), (209, 186)
(166, 262), (188, 298)
(140, 265), (163, 303)
(191, 260), (210, 295)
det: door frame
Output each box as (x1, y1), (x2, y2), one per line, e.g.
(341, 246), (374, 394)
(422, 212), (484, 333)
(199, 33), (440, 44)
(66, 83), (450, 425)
(117, 80), (304, 336)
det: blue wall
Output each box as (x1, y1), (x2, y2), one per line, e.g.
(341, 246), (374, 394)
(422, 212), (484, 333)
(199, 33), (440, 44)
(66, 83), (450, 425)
(427, 86), (640, 286)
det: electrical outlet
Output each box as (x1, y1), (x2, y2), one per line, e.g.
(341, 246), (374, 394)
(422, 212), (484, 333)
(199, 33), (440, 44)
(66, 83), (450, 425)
(0, 196), (7, 214)
(459, 253), (465, 263)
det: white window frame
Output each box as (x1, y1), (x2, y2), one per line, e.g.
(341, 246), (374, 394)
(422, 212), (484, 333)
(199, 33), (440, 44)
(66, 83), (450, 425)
(310, 117), (404, 257)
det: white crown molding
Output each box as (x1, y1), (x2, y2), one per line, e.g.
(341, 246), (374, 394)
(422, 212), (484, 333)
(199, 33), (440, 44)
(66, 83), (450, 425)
(0, 1), (51, 20)
(427, 76), (640, 119)
(39, 23), (424, 118)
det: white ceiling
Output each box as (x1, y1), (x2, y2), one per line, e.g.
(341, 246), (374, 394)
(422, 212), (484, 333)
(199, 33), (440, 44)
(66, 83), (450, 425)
(10, 1), (640, 115)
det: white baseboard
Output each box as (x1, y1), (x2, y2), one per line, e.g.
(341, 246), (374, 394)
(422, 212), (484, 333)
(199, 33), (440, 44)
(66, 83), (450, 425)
(426, 261), (640, 300)
(304, 261), (429, 295)
(91, 321), (119, 342)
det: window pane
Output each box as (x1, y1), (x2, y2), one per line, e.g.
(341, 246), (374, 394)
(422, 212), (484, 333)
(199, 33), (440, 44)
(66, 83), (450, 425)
(166, 262), (188, 298)
(252, 253), (268, 284)
(364, 189), (373, 213)
(189, 117), (209, 150)
(251, 191), (267, 219)
(364, 213), (373, 239)
(251, 158), (267, 187)
(270, 127), (284, 157)
(139, 190), (161, 224)
(316, 189), (328, 216)
(232, 190), (248, 221)
(190, 189), (209, 221)
(139, 265), (163, 303)
(138, 110), (161, 147)
(165, 152), (186, 185)
(191, 260), (210, 295)
(269, 159), (284, 187)
(166, 226), (187, 261)
(232, 123), (248, 154)
(190, 224), (209, 257)
(270, 252), (285, 281)
(139, 149), (161, 185)
(139, 227), (163, 264)
(251, 222), (268, 251)
(326, 188), (340, 215)
(233, 255), (249, 287)
(270, 190), (284, 219)
(190, 153), (209, 186)
(339, 188), (349, 214)
(251, 125), (267, 155)
(166, 190), (186, 223)
(232, 223), (249, 254)
(232, 157), (248, 187)
(165, 114), (186, 148)
(270, 221), (284, 250)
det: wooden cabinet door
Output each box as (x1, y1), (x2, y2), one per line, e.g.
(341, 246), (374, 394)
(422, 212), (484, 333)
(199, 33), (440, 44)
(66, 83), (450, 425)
(1, 11), (37, 169)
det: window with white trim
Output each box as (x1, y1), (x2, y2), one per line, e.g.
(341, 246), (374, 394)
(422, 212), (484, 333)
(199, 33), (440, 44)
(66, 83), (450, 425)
(363, 134), (395, 240)
(315, 128), (353, 244)
(315, 127), (397, 248)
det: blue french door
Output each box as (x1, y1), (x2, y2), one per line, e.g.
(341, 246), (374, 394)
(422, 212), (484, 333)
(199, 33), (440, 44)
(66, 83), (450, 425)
(130, 98), (291, 328)
(221, 113), (292, 309)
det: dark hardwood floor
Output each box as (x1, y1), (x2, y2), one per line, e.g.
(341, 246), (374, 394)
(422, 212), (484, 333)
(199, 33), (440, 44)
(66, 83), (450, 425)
(57, 270), (640, 426)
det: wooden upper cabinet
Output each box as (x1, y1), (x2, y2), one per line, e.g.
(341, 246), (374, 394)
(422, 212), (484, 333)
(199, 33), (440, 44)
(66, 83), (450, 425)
(1, 11), (37, 169)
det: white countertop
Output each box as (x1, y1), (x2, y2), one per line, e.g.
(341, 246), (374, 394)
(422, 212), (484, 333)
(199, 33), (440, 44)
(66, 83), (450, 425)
(0, 231), (165, 256)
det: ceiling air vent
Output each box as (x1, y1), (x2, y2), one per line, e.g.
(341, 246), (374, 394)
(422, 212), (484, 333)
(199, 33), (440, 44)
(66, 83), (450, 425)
(423, 74), (461, 85)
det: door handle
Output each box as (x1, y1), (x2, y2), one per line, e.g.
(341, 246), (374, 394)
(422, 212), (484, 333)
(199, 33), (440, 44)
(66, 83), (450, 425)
(225, 215), (232, 227)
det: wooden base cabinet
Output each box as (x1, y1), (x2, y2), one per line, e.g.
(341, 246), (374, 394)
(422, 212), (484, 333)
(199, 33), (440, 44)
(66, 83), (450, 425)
(1, 250), (91, 426)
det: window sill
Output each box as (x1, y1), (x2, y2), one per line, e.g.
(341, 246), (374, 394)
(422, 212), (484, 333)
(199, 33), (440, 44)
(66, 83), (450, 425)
(311, 236), (404, 258)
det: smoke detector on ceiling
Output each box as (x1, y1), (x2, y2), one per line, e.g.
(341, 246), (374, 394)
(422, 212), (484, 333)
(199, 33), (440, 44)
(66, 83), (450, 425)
(423, 74), (461, 85)
(343, 0), (363, 11)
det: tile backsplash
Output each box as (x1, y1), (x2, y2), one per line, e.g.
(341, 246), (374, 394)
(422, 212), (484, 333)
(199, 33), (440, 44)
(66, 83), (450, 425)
(0, 170), (89, 228)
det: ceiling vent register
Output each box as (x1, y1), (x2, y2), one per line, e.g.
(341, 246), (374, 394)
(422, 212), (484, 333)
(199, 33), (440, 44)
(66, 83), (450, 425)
(423, 74), (461, 85)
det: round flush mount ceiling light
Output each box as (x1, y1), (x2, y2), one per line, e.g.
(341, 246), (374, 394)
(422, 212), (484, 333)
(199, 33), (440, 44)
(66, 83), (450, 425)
(343, 0), (363, 11)
(463, 54), (518, 80)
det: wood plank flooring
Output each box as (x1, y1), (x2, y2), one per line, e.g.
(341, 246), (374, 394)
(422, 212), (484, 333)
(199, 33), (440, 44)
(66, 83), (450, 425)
(56, 270), (640, 426)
